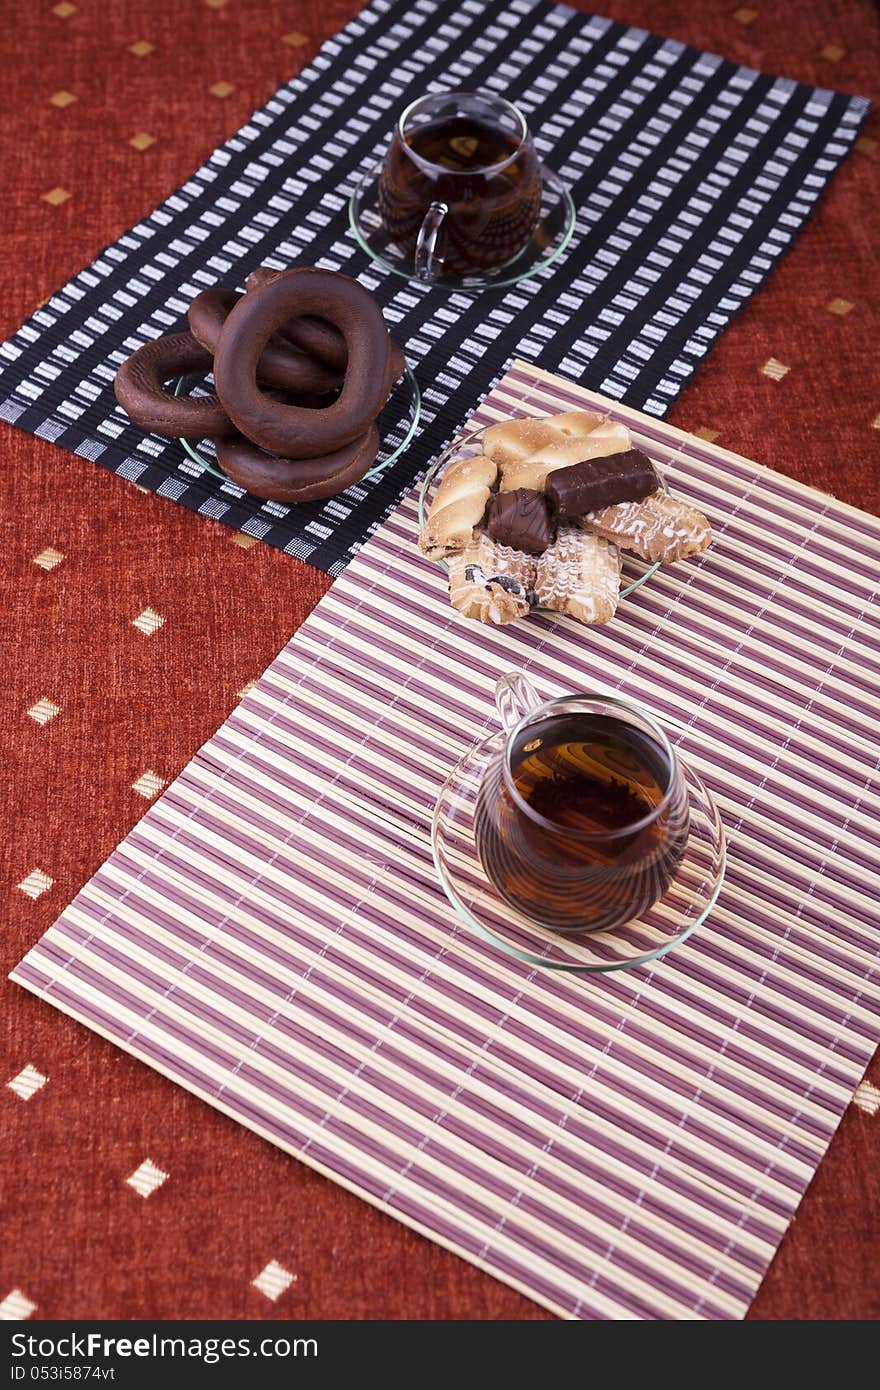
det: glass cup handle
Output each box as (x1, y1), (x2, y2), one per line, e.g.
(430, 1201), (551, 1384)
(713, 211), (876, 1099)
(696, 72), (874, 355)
(415, 200), (448, 282)
(495, 671), (542, 732)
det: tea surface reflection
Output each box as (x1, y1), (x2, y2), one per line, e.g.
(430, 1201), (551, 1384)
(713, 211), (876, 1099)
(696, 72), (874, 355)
(378, 92), (542, 278)
(475, 707), (690, 934)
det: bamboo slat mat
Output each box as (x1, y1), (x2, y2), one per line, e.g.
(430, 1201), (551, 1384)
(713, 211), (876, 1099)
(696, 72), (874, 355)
(11, 362), (880, 1320)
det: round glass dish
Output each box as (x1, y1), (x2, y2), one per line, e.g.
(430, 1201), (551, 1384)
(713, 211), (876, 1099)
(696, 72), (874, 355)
(174, 364), (421, 498)
(418, 424), (662, 602)
(432, 728), (726, 973)
(348, 161), (576, 293)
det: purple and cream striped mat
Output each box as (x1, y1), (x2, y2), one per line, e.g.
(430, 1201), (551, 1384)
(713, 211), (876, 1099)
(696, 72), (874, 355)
(12, 363), (880, 1319)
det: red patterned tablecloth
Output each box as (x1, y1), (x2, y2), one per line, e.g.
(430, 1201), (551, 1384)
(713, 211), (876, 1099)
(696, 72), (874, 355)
(1, 0), (878, 1321)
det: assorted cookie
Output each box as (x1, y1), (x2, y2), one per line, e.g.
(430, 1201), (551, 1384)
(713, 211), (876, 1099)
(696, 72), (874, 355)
(585, 489), (712, 564)
(447, 535), (535, 626)
(534, 526), (622, 626)
(420, 410), (712, 627)
(114, 266), (404, 502)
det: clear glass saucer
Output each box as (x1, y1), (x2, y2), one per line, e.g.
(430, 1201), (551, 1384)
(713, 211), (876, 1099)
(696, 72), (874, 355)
(418, 425), (662, 601)
(348, 161), (576, 292)
(432, 729), (726, 973)
(174, 364), (421, 499)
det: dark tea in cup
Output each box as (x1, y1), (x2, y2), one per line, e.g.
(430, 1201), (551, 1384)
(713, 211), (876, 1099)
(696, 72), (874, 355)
(475, 691), (690, 935)
(377, 90), (542, 279)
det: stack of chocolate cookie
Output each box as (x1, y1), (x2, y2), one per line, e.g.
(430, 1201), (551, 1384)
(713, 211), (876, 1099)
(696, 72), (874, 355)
(114, 266), (404, 502)
(419, 410), (712, 627)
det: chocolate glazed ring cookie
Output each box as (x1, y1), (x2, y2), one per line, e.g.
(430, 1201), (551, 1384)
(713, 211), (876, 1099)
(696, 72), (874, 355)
(244, 267), (348, 370)
(213, 269), (393, 458)
(113, 331), (234, 439)
(216, 425), (380, 503)
(188, 288), (343, 397)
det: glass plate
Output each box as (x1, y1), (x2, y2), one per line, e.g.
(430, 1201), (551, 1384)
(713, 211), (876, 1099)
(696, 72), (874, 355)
(418, 424), (662, 602)
(433, 729), (726, 973)
(348, 161), (577, 293)
(174, 364), (421, 498)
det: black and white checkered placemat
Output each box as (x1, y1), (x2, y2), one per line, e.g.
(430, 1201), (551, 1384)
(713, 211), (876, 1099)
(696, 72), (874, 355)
(0, 0), (868, 575)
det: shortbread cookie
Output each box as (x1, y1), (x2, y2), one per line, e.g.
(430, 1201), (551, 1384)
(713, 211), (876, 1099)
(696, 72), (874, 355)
(535, 526), (621, 626)
(498, 420), (632, 494)
(419, 454), (498, 559)
(447, 534), (536, 625)
(585, 490), (712, 563)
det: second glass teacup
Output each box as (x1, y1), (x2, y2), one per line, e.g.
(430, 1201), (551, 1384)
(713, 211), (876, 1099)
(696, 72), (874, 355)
(377, 89), (543, 282)
(474, 674), (692, 935)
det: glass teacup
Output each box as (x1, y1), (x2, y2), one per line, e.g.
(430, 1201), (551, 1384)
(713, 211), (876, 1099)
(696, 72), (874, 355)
(377, 89), (542, 282)
(474, 674), (691, 935)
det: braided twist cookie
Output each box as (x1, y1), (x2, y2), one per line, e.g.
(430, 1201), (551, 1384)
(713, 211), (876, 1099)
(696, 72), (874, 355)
(492, 417), (632, 494)
(419, 454), (498, 559)
(482, 410), (604, 461)
(482, 410), (631, 494)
